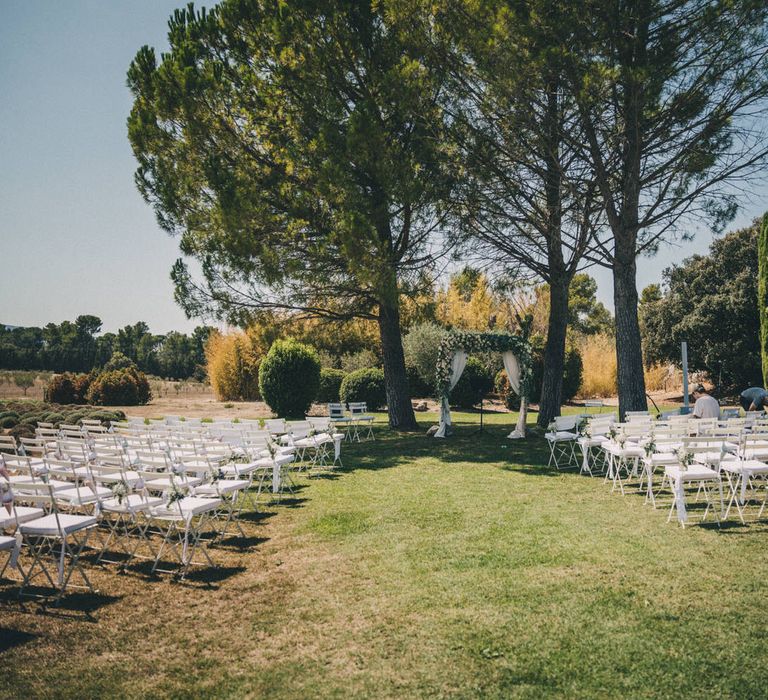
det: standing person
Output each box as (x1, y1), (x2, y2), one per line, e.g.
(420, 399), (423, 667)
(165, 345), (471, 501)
(691, 384), (720, 419)
(739, 386), (768, 413)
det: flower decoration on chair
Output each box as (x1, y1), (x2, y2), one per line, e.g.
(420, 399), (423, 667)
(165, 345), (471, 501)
(676, 446), (694, 472)
(434, 331), (532, 403)
(207, 466), (226, 483)
(166, 483), (186, 505)
(644, 431), (656, 458)
(110, 480), (130, 505)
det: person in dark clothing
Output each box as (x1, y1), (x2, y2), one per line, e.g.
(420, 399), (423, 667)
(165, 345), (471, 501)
(739, 387), (768, 412)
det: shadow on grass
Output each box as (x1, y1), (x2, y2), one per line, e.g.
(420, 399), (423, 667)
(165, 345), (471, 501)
(0, 627), (38, 652)
(0, 587), (122, 619)
(336, 421), (553, 475)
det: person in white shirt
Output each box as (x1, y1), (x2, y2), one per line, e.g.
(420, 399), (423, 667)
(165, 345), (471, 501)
(692, 384), (720, 419)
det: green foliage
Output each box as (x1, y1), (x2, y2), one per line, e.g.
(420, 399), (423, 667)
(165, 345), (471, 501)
(317, 368), (346, 404)
(403, 322), (448, 395)
(641, 223), (762, 390)
(406, 364), (433, 399)
(568, 275), (614, 336)
(0, 416), (18, 429)
(86, 367), (151, 406)
(562, 343), (584, 403)
(759, 213), (768, 386)
(0, 317), (212, 379)
(340, 368), (387, 411)
(102, 351), (137, 372)
(339, 350), (379, 375)
(450, 357), (494, 409)
(258, 340), (321, 419)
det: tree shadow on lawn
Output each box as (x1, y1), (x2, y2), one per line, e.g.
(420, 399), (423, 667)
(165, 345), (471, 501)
(339, 420), (553, 474)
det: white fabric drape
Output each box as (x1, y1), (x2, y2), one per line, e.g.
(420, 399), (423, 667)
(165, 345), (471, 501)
(434, 350), (468, 438)
(502, 351), (527, 439)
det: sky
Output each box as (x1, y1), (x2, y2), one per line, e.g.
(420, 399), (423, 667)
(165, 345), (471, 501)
(1, 1), (767, 336)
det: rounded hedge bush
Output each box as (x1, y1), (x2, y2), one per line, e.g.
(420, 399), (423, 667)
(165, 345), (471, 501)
(317, 368), (346, 403)
(46, 373), (78, 404)
(86, 367), (151, 406)
(450, 357), (494, 409)
(0, 415), (18, 429)
(340, 368), (387, 411)
(258, 339), (321, 419)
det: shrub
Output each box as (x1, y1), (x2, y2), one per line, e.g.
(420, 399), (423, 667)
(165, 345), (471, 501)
(87, 367), (151, 406)
(402, 322), (448, 392)
(258, 339), (321, 418)
(340, 367), (387, 411)
(102, 351), (137, 372)
(9, 423), (35, 440)
(45, 372), (90, 404)
(205, 331), (261, 401)
(46, 373), (78, 404)
(494, 370), (519, 411)
(406, 363), (433, 398)
(317, 368), (346, 403)
(562, 343), (584, 403)
(340, 349), (379, 374)
(450, 357), (494, 409)
(0, 415), (18, 429)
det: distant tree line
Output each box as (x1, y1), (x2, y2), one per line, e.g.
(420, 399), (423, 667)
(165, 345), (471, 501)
(0, 316), (213, 380)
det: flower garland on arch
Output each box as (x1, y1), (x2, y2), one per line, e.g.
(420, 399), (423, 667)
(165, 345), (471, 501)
(434, 330), (532, 400)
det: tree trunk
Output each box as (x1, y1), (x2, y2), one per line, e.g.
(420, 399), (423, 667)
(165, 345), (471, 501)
(378, 299), (417, 430)
(537, 277), (569, 428)
(613, 250), (647, 419)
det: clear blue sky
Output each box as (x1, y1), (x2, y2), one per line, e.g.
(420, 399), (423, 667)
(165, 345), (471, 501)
(1, 1), (766, 335)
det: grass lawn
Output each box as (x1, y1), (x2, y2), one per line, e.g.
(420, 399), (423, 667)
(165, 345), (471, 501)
(2, 410), (767, 698)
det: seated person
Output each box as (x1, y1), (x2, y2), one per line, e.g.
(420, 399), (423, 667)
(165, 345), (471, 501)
(692, 384), (720, 419)
(739, 386), (768, 413)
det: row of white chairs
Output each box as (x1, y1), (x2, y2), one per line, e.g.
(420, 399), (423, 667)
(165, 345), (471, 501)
(546, 411), (768, 527)
(0, 414), (351, 602)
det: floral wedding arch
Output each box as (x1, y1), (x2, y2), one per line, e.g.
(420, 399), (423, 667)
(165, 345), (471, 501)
(434, 330), (532, 438)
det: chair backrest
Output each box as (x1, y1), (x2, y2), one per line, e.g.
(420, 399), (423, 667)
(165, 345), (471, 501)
(36, 421), (55, 429)
(0, 435), (18, 455)
(265, 418), (287, 434)
(348, 403), (369, 416)
(554, 415), (577, 431)
(328, 403), (346, 419)
(134, 450), (172, 470)
(308, 417), (331, 432)
(80, 418), (102, 427)
(18, 436), (46, 458)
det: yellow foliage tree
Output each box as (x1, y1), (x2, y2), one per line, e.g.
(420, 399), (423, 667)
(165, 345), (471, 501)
(205, 330), (261, 401)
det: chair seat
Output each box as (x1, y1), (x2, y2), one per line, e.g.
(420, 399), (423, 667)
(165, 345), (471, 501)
(195, 480), (249, 496)
(56, 485), (112, 504)
(143, 476), (203, 491)
(221, 462), (265, 476)
(664, 465), (719, 481)
(20, 513), (98, 537)
(546, 431), (577, 442)
(0, 505), (46, 530)
(150, 497), (222, 520)
(721, 459), (768, 474)
(93, 470), (142, 486)
(100, 494), (164, 513)
(0, 535), (18, 551)
(12, 478), (73, 493)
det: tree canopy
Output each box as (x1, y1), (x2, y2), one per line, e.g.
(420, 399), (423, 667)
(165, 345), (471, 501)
(641, 222), (763, 390)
